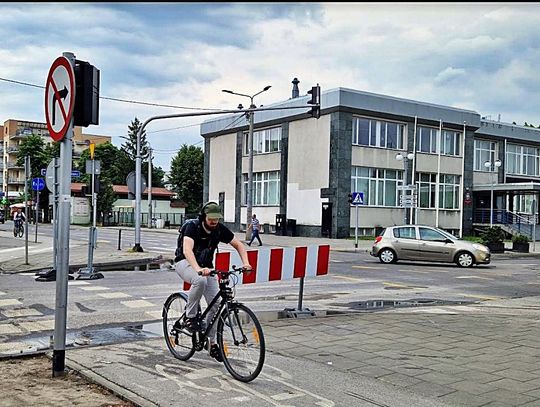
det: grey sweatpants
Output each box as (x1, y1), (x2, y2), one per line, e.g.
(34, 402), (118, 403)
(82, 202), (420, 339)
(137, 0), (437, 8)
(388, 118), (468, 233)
(175, 259), (220, 340)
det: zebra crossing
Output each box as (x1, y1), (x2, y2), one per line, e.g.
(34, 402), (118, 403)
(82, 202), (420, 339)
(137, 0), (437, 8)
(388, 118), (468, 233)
(0, 275), (168, 355)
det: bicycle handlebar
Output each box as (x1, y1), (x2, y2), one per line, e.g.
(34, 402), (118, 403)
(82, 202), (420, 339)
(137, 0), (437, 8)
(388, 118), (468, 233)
(198, 265), (253, 277)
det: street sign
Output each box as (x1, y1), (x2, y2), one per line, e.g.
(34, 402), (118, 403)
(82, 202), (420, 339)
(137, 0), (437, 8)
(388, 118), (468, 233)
(45, 56), (75, 142)
(351, 192), (364, 205)
(32, 177), (45, 191)
(41, 168), (47, 177)
(71, 170), (81, 177)
(85, 160), (101, 175)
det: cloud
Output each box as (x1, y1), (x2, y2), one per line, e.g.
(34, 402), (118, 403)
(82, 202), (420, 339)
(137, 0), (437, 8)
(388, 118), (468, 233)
(3, 3), (540, 170)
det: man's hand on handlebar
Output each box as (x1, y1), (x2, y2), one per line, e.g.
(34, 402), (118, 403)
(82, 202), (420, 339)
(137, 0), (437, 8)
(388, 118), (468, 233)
(198, 267), (212, 276)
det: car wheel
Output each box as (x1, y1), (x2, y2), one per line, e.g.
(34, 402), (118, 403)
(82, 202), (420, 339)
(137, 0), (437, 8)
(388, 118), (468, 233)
(456, 251), (474, 268)
(379, 248), (397, 264)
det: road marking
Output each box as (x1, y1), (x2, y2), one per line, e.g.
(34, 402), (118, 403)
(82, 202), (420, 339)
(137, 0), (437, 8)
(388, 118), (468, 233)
(18, 319), (56, 332)
(2, 308), (43, 318)
(272, 391), (305, 401)
(145, 311), (162, 320)
(455, 276), (492, 280)
(0, 291), (5, 296)
(0, 299), (22, 307)
(0, 323), (23, 334)
(121, 299), (155, 308)
(383, 282), (409, 288)
(68, 281), (90, 285)
(0, 342), (35, 354)
(97, 292), (132, 299)
(78, 286), (110, 291)
(332, 275), (365, 282)
(458, 293), (502, 301)
(352, 265), (380, 270)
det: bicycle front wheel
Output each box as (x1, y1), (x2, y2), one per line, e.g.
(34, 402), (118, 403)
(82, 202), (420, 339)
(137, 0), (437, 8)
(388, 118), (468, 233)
(162, 293), (195, 361)
(13, 227), (17, 237)
(18, 225), (24, 238)
(217, 304), (265, 382)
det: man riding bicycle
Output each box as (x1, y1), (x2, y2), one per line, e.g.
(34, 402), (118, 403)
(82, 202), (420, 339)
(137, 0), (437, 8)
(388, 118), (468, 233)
(174, 201), (252, 362)
(13, 208), (26, 233)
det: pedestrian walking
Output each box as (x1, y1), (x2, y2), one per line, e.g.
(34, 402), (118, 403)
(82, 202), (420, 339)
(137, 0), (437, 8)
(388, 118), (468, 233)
(247, 213), (262, 246)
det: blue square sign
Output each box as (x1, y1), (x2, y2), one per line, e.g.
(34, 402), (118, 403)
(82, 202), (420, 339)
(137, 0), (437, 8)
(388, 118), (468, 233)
(352, 192), (364, 205)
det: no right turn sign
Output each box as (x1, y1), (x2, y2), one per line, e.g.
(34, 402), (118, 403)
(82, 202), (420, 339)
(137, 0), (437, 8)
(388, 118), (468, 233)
(45, 56), (75, 141)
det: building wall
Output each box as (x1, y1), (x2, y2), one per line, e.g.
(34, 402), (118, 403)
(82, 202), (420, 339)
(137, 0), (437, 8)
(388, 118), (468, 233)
(208, 131), (237, 223)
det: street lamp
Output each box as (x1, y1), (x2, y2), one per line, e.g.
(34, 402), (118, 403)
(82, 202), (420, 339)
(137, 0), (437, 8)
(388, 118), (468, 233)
(484, 159), (502, 226)
(222, 86), (272, 240)
(396, 152), (415, 225)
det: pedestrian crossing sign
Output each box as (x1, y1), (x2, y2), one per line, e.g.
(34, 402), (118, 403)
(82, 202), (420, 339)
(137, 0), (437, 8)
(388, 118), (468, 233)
(351, 192), (364, 205)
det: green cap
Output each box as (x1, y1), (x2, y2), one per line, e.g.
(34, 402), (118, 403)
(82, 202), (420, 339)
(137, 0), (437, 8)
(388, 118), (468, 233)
(203, 202), (223, 219)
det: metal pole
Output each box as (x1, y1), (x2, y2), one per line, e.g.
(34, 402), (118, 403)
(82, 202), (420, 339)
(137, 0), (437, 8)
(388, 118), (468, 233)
(34, 187), (39, 243)
(148, 147), (152, 228)
(297, 277), (305, 311)
(404, 159), (408, 225)
(490, 172), (494, 227)
(355, 204), (358, 250)
(532, 199), (536, 252)
(118, 229), (122, 250)
(24, 156), (29, 265)
(53, 51), (75, 377)
(52, 157), (58, 270)
(134, 126), (143, 252)
(246, 103), (254, 241)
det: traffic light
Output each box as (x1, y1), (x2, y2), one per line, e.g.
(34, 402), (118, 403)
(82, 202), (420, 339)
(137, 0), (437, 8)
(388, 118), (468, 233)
(348, 193), (353, 204)
(82, 185), (91, 196)
(307, 84), (321, 119)
(74, 59), (100, 127)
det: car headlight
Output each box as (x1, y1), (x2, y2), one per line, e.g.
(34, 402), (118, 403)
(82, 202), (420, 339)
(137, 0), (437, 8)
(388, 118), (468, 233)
(472, 243), (489, 252)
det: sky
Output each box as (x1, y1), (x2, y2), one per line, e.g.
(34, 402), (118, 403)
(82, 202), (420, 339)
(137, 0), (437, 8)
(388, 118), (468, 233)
(2, 2), (540, 173)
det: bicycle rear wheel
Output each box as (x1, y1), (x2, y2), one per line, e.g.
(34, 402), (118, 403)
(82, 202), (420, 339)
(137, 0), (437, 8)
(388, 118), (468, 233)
(13, 226), (17, 237)
(162, 293), (195, 361)
(18, 225), (24, 238)
(217, 303), (265, 382)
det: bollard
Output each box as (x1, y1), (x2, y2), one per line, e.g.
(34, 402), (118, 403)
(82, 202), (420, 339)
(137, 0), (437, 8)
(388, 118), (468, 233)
(117, 229), (122, 250)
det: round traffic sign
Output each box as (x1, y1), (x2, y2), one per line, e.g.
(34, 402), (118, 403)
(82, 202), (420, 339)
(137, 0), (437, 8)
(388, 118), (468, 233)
(45, 56), (75, 142)
(32, 177), (45, 191)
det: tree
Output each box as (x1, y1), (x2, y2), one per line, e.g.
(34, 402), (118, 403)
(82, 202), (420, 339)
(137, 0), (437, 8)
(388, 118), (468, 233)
(121, 117), (149, 163)
(96, 177), (116, 219)
(16, 135), (47, 179)
(76, 142), (131, 185)
(168, 144), (204, 212)
(142, 162), (166, 188)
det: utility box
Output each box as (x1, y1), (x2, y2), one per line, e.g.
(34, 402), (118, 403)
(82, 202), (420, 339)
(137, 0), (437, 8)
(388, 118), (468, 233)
(287, 219), (297, 237)
(275, 214), (286, 236)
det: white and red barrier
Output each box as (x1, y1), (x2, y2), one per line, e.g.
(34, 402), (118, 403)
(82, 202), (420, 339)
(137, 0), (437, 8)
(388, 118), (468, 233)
(181, 245), (330, 291)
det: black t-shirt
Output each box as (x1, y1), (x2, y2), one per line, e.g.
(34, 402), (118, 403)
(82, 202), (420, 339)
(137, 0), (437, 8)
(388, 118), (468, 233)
(174, 219), (235, 267)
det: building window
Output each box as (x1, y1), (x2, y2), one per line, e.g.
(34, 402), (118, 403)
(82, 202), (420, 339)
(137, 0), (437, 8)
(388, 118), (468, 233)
(417, 173), (460, 209)
(352, 117), (404, 149)
(474, 140), (497, 171)
(507, 144), (539, 176)
(417, 126), (461, 156)
(242, 171), (280, 205)
(439, 174), (460, 209)
(244, 127), (281, 155)
(351, 166), (403, 207)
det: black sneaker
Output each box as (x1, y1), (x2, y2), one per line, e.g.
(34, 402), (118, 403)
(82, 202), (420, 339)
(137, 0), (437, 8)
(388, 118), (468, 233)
(183, 316), (200, 333)
(209, 343), (224, 363)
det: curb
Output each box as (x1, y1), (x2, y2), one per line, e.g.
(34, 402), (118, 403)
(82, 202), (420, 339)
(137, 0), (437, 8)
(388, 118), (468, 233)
(63, 354), (157, 407)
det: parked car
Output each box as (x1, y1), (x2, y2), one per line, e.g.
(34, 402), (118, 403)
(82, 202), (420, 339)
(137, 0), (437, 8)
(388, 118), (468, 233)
(371, 225), (490, 267)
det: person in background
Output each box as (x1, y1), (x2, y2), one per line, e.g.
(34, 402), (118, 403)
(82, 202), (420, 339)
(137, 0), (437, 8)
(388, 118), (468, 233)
(247, 213), (262, 246)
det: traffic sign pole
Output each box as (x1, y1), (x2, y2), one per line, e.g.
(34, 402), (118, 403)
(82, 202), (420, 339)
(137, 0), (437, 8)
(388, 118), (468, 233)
(355, 204), (359, 250)
(52, 52), (76, 378)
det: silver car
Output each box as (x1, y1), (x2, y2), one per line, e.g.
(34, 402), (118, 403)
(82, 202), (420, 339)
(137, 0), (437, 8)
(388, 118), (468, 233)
(371, 225), (491, 267)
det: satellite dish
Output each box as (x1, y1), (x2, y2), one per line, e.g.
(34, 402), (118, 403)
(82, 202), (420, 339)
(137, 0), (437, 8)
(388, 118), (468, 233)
(126, 171), (147, 196)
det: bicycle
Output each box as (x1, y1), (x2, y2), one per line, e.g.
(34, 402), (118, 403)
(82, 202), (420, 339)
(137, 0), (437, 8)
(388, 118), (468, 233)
(162, 265), (265, 382)
(13, 220), (24, 238)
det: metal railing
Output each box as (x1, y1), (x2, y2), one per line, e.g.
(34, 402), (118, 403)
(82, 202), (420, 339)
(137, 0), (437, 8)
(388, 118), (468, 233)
(102, 211), (187, 228)
(473, 209), (537, 239)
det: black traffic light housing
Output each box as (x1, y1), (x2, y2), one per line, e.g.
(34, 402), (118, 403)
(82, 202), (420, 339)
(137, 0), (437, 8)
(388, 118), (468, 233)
(348, 193), (353, 204)
(74, 60), (100, 127)
(307, 84), (321, 119)
(81, 177), (100, 196)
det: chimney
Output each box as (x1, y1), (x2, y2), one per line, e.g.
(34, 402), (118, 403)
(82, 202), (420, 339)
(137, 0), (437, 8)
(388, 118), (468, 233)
(291, 77), (300, 99)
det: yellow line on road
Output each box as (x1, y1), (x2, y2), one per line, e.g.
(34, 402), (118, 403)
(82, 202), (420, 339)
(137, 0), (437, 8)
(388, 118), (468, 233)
(458, 294), (502, 301)
(332, 275), (365, 282)
(383, 282), (409, 288)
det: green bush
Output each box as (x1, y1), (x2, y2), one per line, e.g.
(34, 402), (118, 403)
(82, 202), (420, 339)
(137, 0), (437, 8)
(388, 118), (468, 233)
(481, 226), (505, 245)
(512, 234), (529, 244)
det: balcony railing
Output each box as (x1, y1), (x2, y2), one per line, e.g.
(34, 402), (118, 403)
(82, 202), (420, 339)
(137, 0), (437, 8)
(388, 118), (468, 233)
(7, 162), (23, 169)
(8, 178), (25, 185)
